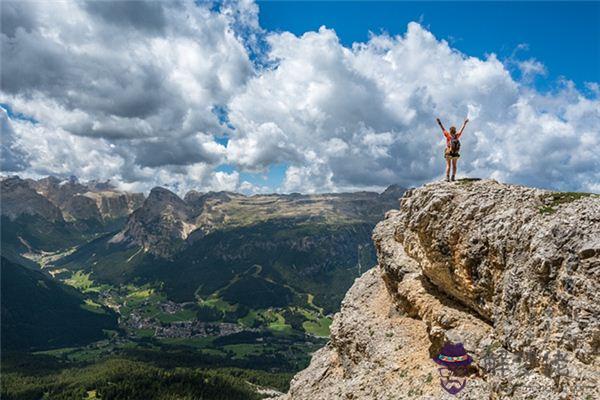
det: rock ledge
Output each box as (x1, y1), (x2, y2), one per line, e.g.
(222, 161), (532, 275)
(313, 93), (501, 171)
(274, 179), (599, 399)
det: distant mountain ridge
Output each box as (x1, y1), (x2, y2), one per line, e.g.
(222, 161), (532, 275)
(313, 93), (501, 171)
(0, 176), (145, 260)
(25, 175), (145, 222)
(0, 176), (64, 222)
(1, 175), (405, 262)
(44, 179), (405, 313)
(110, 184), (406, 259)
(1, 175), (406, 344)
(1, 175), (144, 224)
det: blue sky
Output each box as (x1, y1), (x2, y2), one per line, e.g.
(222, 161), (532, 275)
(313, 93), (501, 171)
(241, 1), (600, 190)
(258, 1), (600, 92)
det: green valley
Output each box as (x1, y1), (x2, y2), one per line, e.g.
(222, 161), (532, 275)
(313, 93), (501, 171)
(0, 175), (404, 399)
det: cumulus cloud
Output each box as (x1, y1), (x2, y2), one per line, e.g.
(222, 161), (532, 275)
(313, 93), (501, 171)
(0, 0), (254, 194)
(227, 22), (599, 193)
(6, 112), (124, 180)
(82, 0), (168, 34)
(0, 107), (29, 171)
(518, 58), (547, 79)
(1, 1), (598, 194)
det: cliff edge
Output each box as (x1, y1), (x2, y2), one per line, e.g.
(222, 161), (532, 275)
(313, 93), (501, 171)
(274, 179), (599, 399)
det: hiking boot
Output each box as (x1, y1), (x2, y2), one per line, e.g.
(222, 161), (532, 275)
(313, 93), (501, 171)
(451, 175), (456, 182)
(446, 176), (450, 182)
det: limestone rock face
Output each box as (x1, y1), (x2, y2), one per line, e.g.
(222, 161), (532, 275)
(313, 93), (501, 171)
(275, 179), (599, 400)
(83, 190), (144, 220)
(28, 176), (88, 208)
(0, 177), (64, 222)
(63, 194), (103, 221)
(22, 175), (144, 222)
(112, 187), (196, 258)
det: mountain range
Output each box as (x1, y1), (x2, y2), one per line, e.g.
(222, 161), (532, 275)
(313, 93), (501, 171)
(0, 175), (405, 351)
(3, 176), (597, 400)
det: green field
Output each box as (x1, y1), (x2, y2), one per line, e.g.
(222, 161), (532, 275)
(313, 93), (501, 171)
(303, 317), (332, 337)
(2, 326), (324, 399)
(4, 260), (332, 398)
(1, 205), (376, 399)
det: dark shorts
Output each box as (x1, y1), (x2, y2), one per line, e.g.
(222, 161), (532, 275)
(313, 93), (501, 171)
(445, 149), (460, 159)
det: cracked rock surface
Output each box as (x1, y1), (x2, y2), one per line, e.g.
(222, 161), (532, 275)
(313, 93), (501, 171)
(272, 180), (599, 399)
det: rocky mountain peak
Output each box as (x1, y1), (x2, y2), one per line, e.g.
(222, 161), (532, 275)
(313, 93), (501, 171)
(29, 175), (88, 205)
(147, 186), (185, 204)
(183, 189), (205, 203)
(275, 179), (599, 400)
(111, 186), (196, 258)
(6, 175), (145, 222)
(380, 183), (406, 199)
(143, 187), (192, 222)
(183, 190), (208, 214)
(0, 176), (63, 222)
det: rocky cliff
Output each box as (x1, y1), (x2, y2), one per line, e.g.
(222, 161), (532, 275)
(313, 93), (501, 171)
(0, 177), (64, 222)
(25, 175), (144, 222)
(1, 175), (145, 258)
(110, 186), (196, 257)
(275, 179), (599, 400)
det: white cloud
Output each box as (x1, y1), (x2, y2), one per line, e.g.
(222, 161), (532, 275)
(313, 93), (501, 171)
(239, 180), (271, 195)
(1, 2), (598, 194)
(0, 0), (255, 195)
(6, 115), (124, 181)
(517, 58), (547, 83)
(225, 121), (300, 171)
(227, 21), (599, 193)
(0, 107), (30, 171)
(518, 58), (547, 76)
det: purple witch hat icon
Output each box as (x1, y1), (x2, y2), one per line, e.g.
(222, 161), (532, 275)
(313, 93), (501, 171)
(433, 342), (472, 395)
(434, 342), (473, 368)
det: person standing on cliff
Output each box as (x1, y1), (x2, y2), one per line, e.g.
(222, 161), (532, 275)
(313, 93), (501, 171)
(436, 117), (469, 182)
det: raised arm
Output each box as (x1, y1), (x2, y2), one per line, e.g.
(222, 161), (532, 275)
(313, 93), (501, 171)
(458, 118), (469, 136)
(436, 118), (446, 134)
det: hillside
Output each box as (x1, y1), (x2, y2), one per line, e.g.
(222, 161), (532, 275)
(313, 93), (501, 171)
(0, 178), (405, 399)
(0, 257), (118, 351)
(274, 179), (599, 399)
(0, 176), (144, 260)
(54, 185), (405, 313)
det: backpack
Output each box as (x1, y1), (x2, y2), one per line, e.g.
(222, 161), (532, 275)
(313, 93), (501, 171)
(450, 136), (461, 153)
